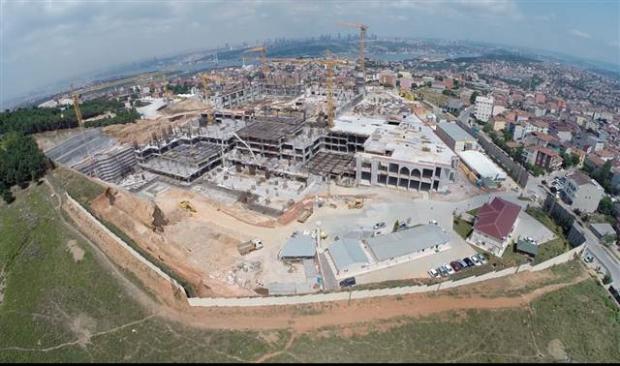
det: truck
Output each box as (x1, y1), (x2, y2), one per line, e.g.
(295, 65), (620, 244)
(347, 198), (364, 209)
(237, 239), (264, 255)
(297, 207), (313, 223)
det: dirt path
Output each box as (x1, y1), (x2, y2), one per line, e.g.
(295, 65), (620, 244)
(153, 270), (590, 334)
(43, 178), (163, 314)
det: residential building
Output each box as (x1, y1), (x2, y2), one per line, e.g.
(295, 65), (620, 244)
(474, 95), (494, 122)
(524, 146), (562, 171)
(562, 171), (605, 213)
(468, 197), (521, 257)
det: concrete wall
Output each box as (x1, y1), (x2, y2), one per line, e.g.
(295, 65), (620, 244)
(63, 193), (187, 305)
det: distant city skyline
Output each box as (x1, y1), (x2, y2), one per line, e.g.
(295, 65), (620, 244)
(2, 0), (619, 106)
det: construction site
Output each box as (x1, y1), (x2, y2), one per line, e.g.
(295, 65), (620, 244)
(41, 24), (511, 298)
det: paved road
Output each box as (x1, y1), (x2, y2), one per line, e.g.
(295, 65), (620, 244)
(532, 178), (620, 287)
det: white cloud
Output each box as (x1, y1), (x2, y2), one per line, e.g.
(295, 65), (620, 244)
(569, 29), (592, 39)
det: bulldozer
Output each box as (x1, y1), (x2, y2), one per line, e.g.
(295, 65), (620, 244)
(346, 198), (364, 209)
(179, 200), (197, 214)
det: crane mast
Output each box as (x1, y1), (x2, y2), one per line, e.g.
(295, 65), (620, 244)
(337, 21), (368, 90)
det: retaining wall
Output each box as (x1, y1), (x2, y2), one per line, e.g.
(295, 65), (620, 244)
(63, 193), (187, 304)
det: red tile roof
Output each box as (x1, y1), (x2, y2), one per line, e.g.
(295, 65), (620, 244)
(474, 197), (521, 241)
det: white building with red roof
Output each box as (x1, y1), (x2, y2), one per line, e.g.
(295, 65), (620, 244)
(468, 197), (521, 256)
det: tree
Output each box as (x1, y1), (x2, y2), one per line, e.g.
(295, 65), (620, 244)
(597, 196), (614, 216)
(0, 132), (48, 203)
(469, 91), (479, 105)
(602, 274), (612, 285)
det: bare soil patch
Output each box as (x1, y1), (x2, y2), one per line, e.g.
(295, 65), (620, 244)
(66, 240), (85, 262)
(70, 313), (97, 347)
(547, 339), (568, 361)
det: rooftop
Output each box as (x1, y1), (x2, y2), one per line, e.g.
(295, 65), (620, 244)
(567, 171), (599, 186)
(328, 238), (370, 272)
(458, 150), (508, 181)
(357, 121), (457, 166)
(473, 197), (521, 241)
(279, 235), (316, 259)
(437, 121), (475, 142)
(366, 224), (450, 261)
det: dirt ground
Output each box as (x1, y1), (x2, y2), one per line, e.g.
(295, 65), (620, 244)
(66, 240), (85, 262)
(89, 187), (253, 297)
(102, 117), (192, 145)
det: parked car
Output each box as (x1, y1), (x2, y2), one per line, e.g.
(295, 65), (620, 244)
(443, 264), (455, 275)
(450, 261), (463, 272)
(373, 222), (386, 230)
(429, 219), (438, 225)
(470, 255), (483, 266)
(339, 277), (356, 288)
(541, 180), (547, 186)
(474, 253), (488, 264)
(437, 266), (449, 277)
(463, 257), (475, 267)
(428, 268), (440, 278)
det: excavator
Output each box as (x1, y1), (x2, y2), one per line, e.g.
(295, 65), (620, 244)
(179, 200), (197, 214)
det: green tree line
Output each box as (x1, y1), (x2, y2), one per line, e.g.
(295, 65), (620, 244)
(1, 98), (138, 135)
(0, 132), (49, 203)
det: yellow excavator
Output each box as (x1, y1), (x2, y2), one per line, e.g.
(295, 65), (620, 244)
(347, 198), (364, 209)
(179, 200), (197, 214)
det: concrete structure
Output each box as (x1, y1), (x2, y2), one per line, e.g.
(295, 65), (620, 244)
(325, 224), (451, 280)
(347, 115), (459, 192)
(524, 146), (562, 171)
(469, 197), (521, 256)
(74, 145), (137, 182)
(474, 95), (494, 122)
(279, 235), (317, 261)
(562, 171), (605, 213)
(590, 223), (617, 241)
(366, 224), (450, 261)
(516, 237), (540, 256)
(327, 238), (370, 277)
(457, 150), (507, 184)
(435, 121), (477, 152)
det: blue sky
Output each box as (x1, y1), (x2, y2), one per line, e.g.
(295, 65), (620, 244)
(1, 0), (619, 106)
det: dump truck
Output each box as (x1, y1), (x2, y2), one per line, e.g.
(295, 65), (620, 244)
(179, 200), (197, 213)
(347, 198), (364, 209)
(297, 207), (314, 223)
(237, 239), (264, 255)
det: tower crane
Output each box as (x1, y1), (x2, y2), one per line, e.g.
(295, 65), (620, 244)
(71, 89), (83, 126)
(318, 51), (348, 128)
(71, 85), (97, 177)
(272, 53), (348, 128)
(244, 46), (269, 77)
(337, 22), (368, 84)
(199, 73), (215, 125)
